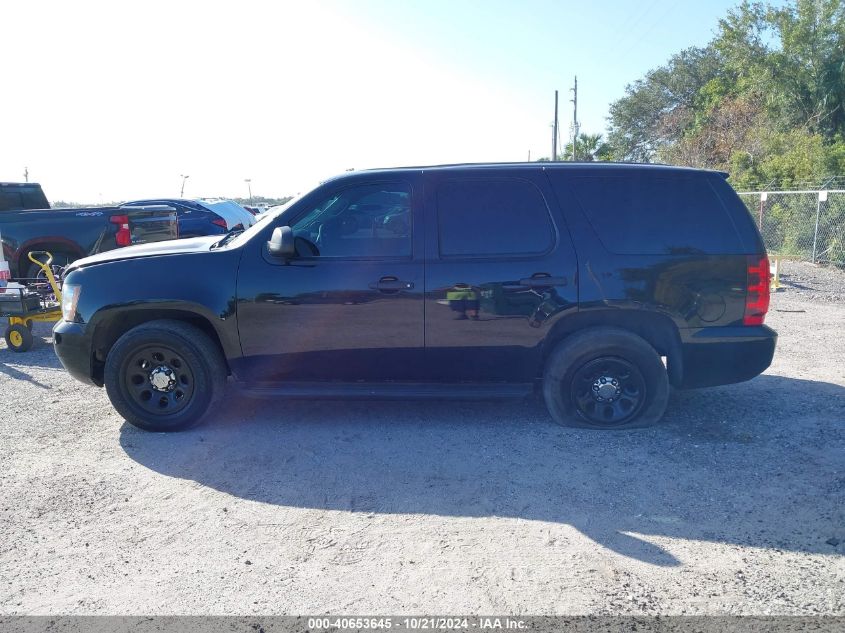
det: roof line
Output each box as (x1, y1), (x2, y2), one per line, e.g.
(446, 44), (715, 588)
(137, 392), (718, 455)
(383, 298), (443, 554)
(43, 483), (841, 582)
(358, 161), (723, 173)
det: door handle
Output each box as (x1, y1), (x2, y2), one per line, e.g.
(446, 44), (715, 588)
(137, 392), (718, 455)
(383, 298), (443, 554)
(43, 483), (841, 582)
(519, 273), (567, 288)
(369, 276), (414, 291)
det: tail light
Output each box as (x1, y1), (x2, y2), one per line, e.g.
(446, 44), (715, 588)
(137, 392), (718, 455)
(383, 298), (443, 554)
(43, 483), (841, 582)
(110, 214), (132, 247)
(212, 217), (228, 229)
(744, 255), (770, 326)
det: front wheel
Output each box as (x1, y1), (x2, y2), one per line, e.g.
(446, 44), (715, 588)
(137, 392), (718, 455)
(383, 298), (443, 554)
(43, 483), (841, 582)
(543, 327), (669, 429)
(104, 320), (226, 432)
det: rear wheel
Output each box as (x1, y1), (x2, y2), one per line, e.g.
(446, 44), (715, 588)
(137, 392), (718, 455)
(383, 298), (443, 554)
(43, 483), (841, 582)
(4, 324), (34, 352)
(543, 327), (669, 429)
(25, 252), (72, 283)
(104, 320), (226, 432)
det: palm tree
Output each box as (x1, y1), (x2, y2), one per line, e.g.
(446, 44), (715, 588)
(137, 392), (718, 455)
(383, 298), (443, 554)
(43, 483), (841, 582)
(564, 133), (613, 161)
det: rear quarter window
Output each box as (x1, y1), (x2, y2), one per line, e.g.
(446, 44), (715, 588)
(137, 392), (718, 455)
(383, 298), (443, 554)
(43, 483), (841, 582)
(568, 174), (744, 255)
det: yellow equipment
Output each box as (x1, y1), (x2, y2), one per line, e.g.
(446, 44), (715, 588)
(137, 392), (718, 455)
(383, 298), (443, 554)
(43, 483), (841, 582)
(1, 252), (63, 353)
(770, 256), (782, 291)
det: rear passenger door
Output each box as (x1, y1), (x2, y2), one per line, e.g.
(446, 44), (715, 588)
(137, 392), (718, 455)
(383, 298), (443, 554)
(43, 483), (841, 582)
(423, 170), (578, 382)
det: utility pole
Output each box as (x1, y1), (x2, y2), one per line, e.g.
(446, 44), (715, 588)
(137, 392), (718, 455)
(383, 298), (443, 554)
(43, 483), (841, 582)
(552, 90), (559, 162)
(23, 167), (29, 183)
(570, 76), (579, 161)
(245, 178), (253, 203)
(180, 174), (190, 197)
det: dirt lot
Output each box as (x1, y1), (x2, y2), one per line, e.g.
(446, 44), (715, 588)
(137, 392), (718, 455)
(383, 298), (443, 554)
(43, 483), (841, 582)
(1, 260), (843, 616)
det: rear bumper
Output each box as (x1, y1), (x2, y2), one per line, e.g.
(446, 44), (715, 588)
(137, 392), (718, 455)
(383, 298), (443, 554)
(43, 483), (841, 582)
(678, 325), (777, 389)
(53, 320), (99, 386)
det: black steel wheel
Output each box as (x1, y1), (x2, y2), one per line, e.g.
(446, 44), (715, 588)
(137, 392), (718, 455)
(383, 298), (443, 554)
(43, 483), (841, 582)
(570, 357), (647, 426)
(123, 345), (197, 417)
(104, 320), (226, 432)
(543, 327), (669, 429)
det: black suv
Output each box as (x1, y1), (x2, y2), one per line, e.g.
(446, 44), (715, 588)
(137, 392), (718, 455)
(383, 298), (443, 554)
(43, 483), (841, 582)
(53, 163), (776, 432)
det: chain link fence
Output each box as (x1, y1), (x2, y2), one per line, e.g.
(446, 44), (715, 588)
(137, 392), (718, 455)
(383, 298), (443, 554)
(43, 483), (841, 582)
(737, 190), (845, 265)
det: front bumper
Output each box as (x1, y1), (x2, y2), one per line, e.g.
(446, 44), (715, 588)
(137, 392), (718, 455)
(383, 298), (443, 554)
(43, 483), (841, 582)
(678, 325), (777, 389)
(53, 320), (99, 386)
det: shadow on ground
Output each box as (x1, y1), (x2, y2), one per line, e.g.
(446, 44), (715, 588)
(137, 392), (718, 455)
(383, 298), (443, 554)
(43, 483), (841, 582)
(0, 324), (62, 385)
(0, 359), (53, 388)
(118, 373), (845, 567)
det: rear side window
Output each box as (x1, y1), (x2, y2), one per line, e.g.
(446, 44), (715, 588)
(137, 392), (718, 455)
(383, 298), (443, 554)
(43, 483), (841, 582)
(0, 192), (22, 211)
(436, 178), (555, 257)
(568, 174), (743, 255)
(21, 188), (49, 209)
(0, 186), (48, 211)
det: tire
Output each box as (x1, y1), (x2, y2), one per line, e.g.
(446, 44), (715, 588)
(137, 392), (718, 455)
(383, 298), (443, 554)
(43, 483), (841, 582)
(104, 320), (226, 432)
(543, 327), (669, 430)
(25, 252), (72, 282)
(4, 324), (34, 352)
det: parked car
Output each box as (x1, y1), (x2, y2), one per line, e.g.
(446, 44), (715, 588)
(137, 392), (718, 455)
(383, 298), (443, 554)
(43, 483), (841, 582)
(121, 199), (255, 238)
(53, 163), (776, 432)
(0, 182), (179, 279)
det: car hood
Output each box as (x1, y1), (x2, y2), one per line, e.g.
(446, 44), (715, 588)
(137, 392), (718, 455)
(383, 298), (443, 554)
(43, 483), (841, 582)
(66, 235), (220, 272)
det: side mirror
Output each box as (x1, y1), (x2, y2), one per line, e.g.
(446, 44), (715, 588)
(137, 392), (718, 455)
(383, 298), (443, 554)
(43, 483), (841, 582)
(267, 226), (295, 258)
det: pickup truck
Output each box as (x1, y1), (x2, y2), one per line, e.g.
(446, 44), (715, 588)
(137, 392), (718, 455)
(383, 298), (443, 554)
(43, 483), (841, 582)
(0, 182), (178, 279)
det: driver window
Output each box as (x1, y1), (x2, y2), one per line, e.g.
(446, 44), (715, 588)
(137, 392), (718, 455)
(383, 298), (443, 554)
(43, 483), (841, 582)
(290, 182), (412, 258)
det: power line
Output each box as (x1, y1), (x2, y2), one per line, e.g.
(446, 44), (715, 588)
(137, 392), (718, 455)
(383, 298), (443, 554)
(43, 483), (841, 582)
(613, 0), (662, 50)
(624, 0), (682, 53)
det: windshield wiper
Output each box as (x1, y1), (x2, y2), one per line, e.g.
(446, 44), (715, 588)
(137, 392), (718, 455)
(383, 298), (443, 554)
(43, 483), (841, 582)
(211, 227), (244, 249)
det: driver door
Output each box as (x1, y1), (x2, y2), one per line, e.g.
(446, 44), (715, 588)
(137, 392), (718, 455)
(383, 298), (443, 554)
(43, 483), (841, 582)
(235, 177), (425, 383)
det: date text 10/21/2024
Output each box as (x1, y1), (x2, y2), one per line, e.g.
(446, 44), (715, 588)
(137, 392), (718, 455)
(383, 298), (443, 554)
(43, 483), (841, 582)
(305, 617), (528, 630)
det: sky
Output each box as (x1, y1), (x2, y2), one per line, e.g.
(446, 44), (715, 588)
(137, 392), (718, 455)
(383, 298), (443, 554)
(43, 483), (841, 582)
(1, 0), (747, 203)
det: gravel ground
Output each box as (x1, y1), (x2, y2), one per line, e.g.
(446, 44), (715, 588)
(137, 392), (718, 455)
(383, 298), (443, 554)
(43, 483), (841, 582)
(0, 260), (843, 616)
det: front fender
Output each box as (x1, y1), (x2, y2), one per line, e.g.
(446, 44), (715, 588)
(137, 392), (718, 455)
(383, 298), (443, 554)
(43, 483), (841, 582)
(87, 300), (242, 362)
(65, 248), (243, 363)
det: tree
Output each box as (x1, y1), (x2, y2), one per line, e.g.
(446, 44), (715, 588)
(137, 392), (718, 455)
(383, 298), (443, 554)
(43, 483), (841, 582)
(536, 133), (613, 162)
(564, 133), (613, 162)
(714, 0), (845, 140)
(659, 96), (764, 168)
(606, 45), (723, 161)
(605, 0), (845, 188)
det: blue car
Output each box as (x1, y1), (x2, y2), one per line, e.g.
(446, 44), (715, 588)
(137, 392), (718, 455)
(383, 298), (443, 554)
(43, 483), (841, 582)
(121, 199), (255, 238)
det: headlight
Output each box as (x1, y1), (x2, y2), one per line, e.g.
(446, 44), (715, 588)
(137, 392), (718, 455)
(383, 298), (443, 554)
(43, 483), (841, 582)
(61, 284), (81, 322)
